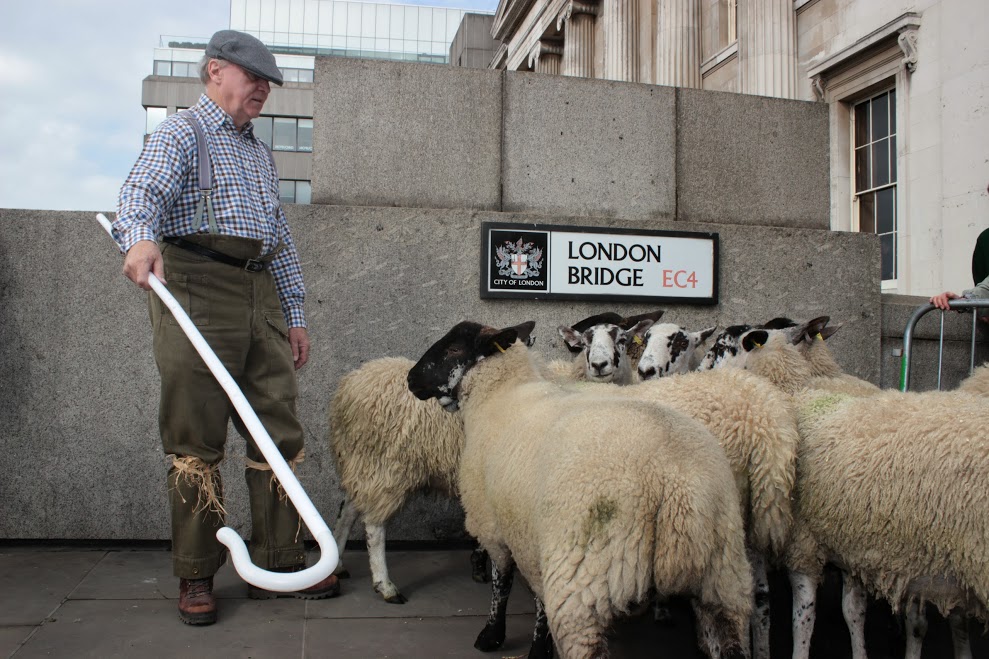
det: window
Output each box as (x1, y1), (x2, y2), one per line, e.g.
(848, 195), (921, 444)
(273, 117), (297, 151)
(154, 60), (171, 76)
(727, 0), (737, 44)
(853, 89), (897, 281)
(253, 116), (273, 146)
(279, 180), (311, 205)
(146, 107), (167, 134)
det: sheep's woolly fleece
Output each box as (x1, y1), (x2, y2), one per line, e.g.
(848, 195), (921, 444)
(596, 368), (800, 561)
(328, 357), (465, 525)
(800, 337), (880, 397)
(456, 342), (753, 657)
(787, 386), (989, 619)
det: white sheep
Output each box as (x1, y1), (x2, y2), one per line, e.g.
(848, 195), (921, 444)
(549, 310), (663, 385)
(719, 325), (989, 659)
(407, 321), (754, 659)
(328, 357), (486, 603)
(956, 363), (989, 396)
(636, 323), (718, 379)
(623, 360), (800, 659)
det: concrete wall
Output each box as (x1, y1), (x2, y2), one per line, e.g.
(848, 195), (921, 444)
(3, 57), (977, 543)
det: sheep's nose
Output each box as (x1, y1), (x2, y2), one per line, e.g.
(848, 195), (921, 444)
(590, 360), (609, 374)
(639, 366), (656, 380)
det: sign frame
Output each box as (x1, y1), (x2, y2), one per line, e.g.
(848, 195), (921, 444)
(479, 221), (720, 305)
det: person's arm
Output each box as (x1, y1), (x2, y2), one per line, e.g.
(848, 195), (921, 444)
(114, 122), (191, 289)
(961, 274), (989, 300)
(270, 205), (310, 369)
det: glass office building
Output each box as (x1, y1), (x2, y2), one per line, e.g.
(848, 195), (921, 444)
(144, 1), (492, 204)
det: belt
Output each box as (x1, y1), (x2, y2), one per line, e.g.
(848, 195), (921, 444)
(162, 236), (267, 272)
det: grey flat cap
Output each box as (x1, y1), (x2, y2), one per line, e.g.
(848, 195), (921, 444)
(206, 30), (283, 86)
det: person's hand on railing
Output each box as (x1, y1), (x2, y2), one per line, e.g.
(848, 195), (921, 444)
(930, 291), (962, 311)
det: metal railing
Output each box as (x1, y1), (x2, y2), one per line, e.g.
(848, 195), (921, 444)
(899, 298), (988, 391)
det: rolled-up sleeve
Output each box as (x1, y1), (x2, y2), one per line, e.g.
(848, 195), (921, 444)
(114, 123), (191, 253)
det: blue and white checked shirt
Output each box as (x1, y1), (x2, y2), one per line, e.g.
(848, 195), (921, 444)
(115, 94), (307, 328)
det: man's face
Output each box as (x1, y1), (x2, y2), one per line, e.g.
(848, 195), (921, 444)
(209, 60), (270, 129)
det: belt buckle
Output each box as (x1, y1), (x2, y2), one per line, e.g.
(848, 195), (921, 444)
(244, 259), (264, 272)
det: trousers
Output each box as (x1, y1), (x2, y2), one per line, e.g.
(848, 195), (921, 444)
(150, 234), (306, 579)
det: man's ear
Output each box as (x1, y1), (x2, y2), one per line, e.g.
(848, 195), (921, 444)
(742, 330), (769, 352)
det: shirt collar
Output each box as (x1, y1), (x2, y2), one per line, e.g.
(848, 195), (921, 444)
(194, 94), (257, 138)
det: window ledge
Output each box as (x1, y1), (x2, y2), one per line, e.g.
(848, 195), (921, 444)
(808, 12), (920, 99)
(701, 41), (738, 76)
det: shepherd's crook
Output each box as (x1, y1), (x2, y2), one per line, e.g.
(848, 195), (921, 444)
(96, 213), (338, 592)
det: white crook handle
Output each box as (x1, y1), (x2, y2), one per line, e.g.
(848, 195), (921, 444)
(96, 214), (338, 592)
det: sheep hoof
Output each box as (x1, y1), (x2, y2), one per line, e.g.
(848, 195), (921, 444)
(373, 581), (407, 604)
(527, 633), (553, 658)
(383, 592), (408, 604)
(474, 622), (506, 651)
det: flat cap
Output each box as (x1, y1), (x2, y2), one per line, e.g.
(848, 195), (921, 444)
(206, 30), (283, 86)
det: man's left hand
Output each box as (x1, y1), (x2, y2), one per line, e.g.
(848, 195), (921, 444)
(289, 327), (310, 370)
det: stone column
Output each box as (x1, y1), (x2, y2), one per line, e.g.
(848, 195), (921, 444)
(739, 0), (797, 98)
(557, 2), (598, 78)
(655, 0), (702, 88)
(603, 0), (639, 82)
(528, 41), (564, 75)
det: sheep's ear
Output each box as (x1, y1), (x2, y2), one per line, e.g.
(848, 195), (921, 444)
(558, 325), (585, 351)
(625, 319), (656, 341)
(762, 317), (797, 330)
(571, 312), (623, 333)
(741, 330), (769, 352)
(817, 323), (842, 341)
(798, 316), (831, 344)
(697, 326), (718, 343)
(620, 309), (664, 329)
(479, 321), (535, 357)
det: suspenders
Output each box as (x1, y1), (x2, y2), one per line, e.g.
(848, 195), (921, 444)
(176, 110), (279, 235)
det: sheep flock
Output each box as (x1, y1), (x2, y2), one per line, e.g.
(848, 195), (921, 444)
(324, 309), (988, 659)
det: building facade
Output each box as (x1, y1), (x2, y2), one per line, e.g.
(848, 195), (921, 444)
(142, 0), (492, 205)
(490, 0), (989, 297)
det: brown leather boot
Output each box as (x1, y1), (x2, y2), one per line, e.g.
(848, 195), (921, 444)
(178, 577), (216, 625)
(247, 568), (340, 600)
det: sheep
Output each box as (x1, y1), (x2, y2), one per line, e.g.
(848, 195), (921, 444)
(407, 320), (754, 659)
(957, 363), (989, 396)
(636, 323), (718, 380)
(328, 357), (487, 603)
(719, 325), (989, 659)
(622, 362), (800, 659)
(549, 310), (664, 385)
(698, 324), (755, 370)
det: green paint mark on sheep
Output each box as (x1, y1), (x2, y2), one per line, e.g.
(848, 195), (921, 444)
(798, 393), (847, 423)
(581, 497), (619, 547)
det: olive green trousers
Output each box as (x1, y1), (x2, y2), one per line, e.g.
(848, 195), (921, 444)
(150, 235), (305, 579)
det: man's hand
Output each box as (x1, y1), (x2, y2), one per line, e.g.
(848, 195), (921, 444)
(123, 240), (165, 290)
(930, 291), (961, 311)
(289, 327), (310, 370)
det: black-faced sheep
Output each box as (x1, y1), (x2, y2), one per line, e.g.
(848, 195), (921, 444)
(407, 321), (753, 659)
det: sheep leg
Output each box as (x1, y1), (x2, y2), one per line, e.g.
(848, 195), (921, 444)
(470, 538), (490, 583)
(948, 609), (972, 659)
(528, 595), (554, 659)
(749, 551), (770, 659)
(904, 599), (928, 659)
(366, 522), (406, 603)
(474, 560), (516, 651)
(790, 572), (817, 659)
(331, 498), (359, 578)
(840, 575), (867, 659)
(653, 595), (675, 626)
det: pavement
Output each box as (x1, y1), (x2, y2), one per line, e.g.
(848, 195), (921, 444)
(2, 544), (987, 658)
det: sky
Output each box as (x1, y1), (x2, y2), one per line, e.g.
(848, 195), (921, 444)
(0, 0), (498, 213)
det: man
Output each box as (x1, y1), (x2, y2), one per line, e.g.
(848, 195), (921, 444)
(114, 30), (338, 626)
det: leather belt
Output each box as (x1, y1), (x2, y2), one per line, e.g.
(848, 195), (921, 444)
(162, 236), (267, 272)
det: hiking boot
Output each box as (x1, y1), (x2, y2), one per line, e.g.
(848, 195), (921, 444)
(178, 577), (216, 625)
(247, 567), (340, 600)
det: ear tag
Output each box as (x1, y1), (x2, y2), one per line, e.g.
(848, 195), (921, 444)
(494, 342), (506, 353)
(754, 341), (764, 349)
(633, 336), (643, 345)
(815, 333), (823, 341)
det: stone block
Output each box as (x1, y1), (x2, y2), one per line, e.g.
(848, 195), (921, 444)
(677, 88), (830, 229)
(502, 72), (677, 221)
(310, 58), (503, 210)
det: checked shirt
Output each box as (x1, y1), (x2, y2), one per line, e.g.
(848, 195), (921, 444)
(115, 94), (306, 328)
